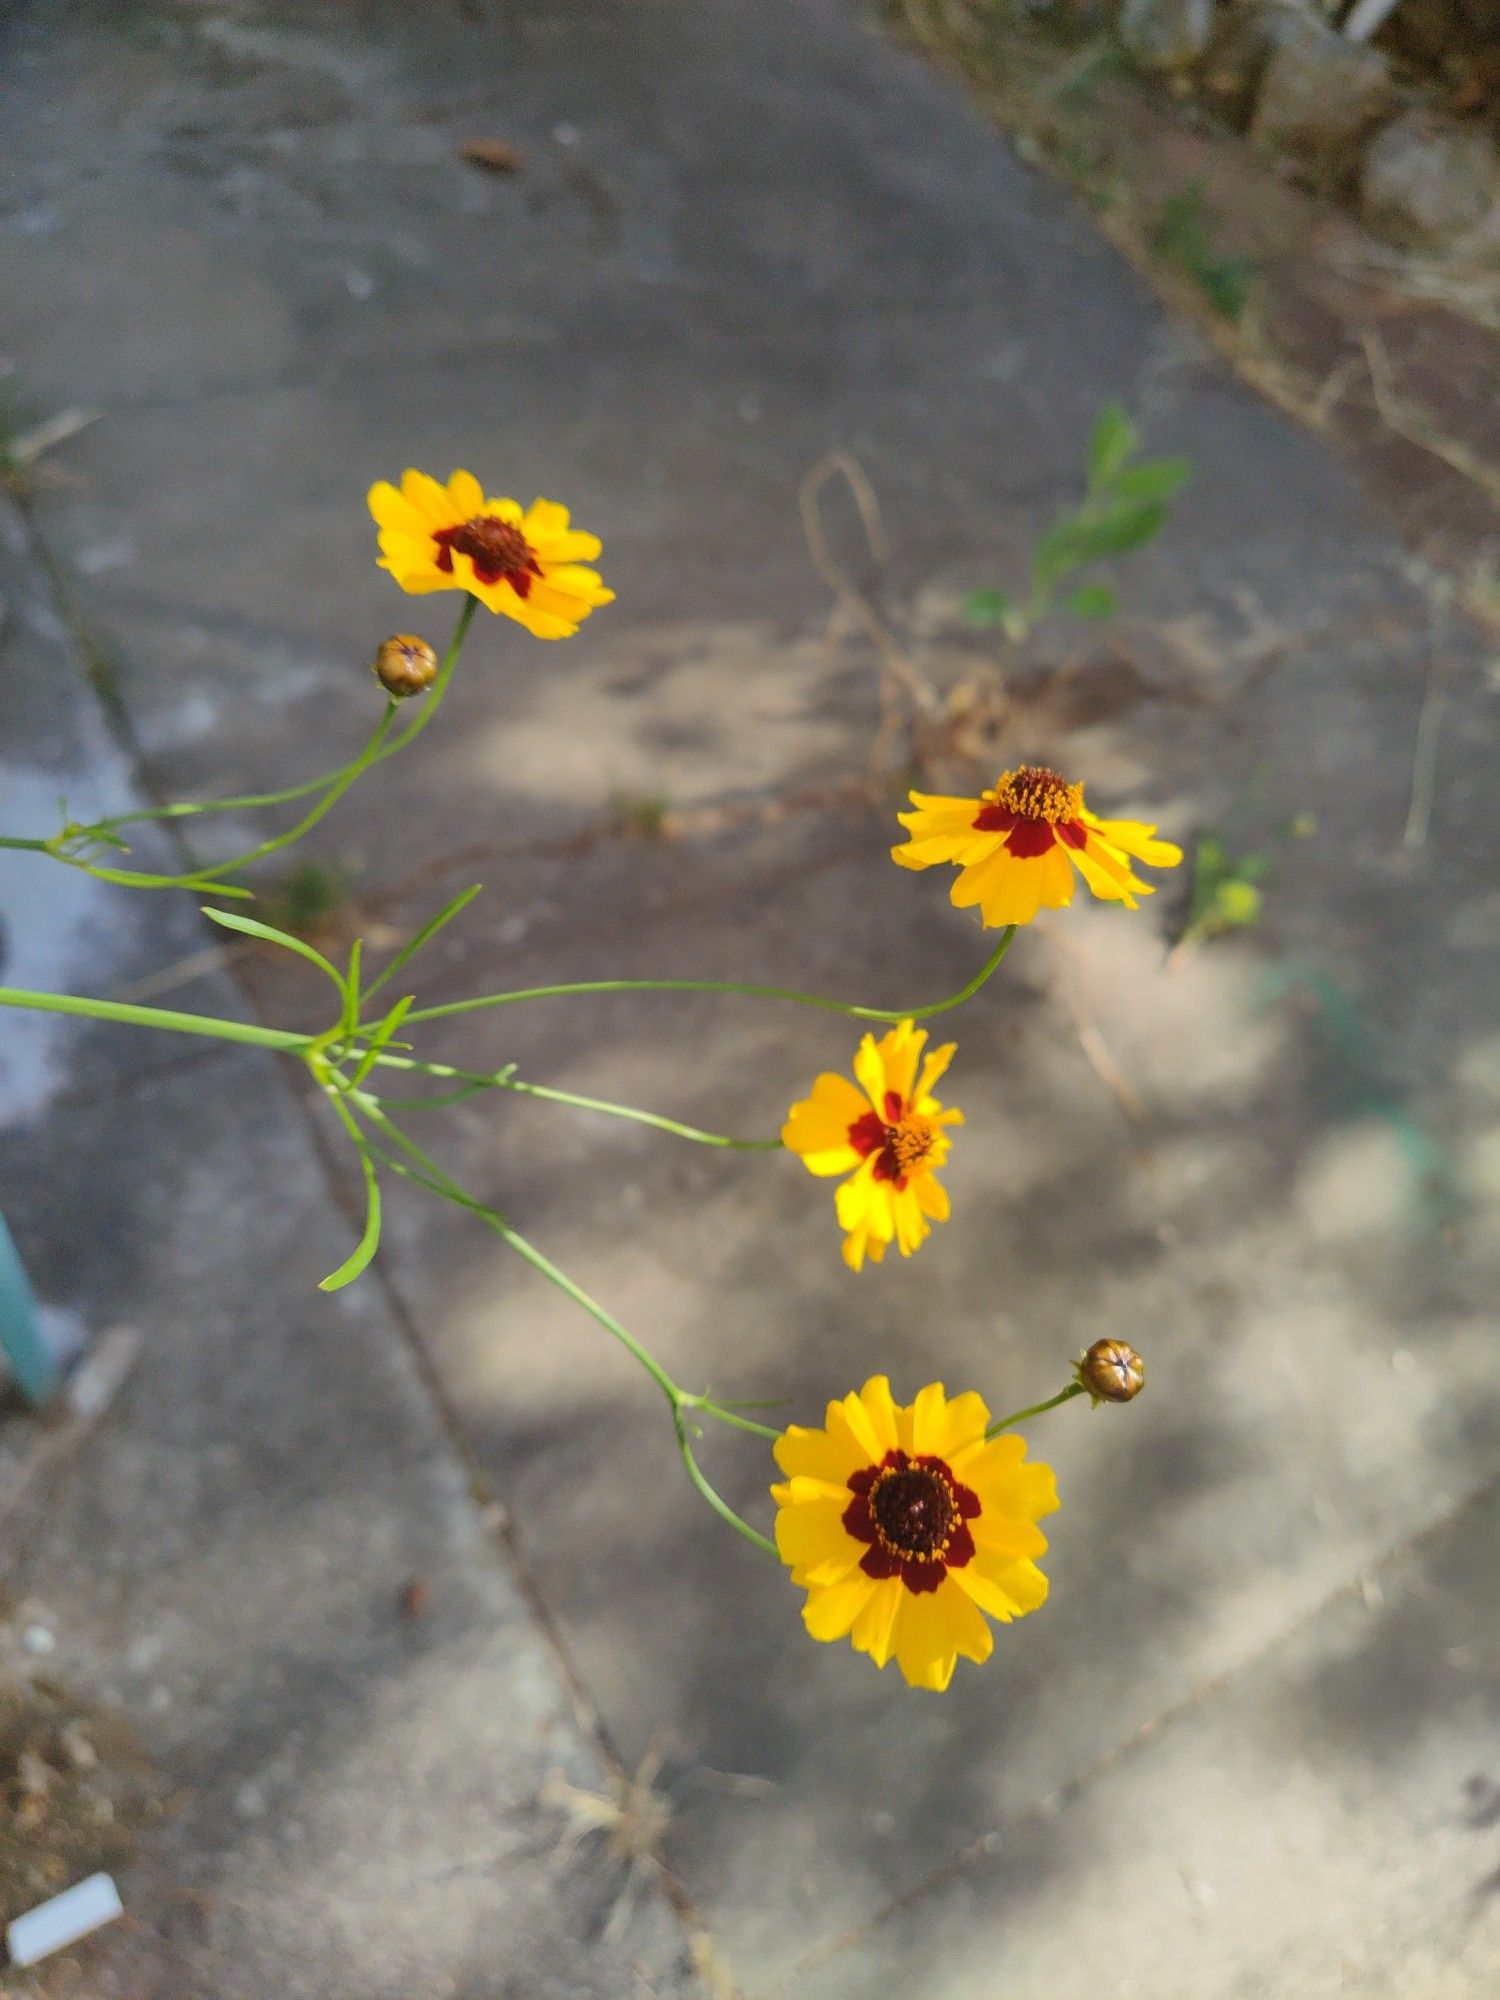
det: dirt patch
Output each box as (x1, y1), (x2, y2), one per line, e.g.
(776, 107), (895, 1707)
(888, 2), (1500, 608)
(0, 1672), (159, 1969)
(1375, 0), (1500, 136)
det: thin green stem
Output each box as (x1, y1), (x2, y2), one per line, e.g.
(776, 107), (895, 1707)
(984, 1381), (1085, 1439)
(673, 1409), (778, 1554)
(403, 924), (1019, 1030)
(0, 837), (52, 854)
(678, 1393), (782, 1441)
(347, 1096), (777, 1552)
(0, 985), (312, 1053)
(488, 1214), (683, 1404)
(5, 596), (478, 889)
(363, 1051), (781, 1149)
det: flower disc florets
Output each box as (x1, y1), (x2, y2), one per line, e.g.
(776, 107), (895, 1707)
(433, 514), (539, 592)
(991, 765), (1084, 824)
(867, 1458), (960, 1560)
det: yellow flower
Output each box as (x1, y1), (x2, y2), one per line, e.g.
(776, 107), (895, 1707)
(781, 1021), (961, 1273)
(367, 469), (614, 639)
(892, 764), (1181, 928)
(772, 1376), (1058, 1691)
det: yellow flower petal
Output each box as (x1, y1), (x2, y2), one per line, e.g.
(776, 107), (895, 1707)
(954, 1550), (1051, 1622)
(774, 1493), (862, 1587)
(850, 1576), (904, 1667)
(803, 1574), (878, 1642)
(445, 468), (485, 519)
(773, 1420), (866, 1487)
(939, 1575), (996, 1664)
(852, 1033), (888, 1114)
(853, 1376), (902, 1453)
(839, 1382), (891, 1464)
(782, 1072), (869, 1173)
(1081, 808), (1184, 870)
(914, 1040), (956, 1103)
(954, 846), (1049, 926)
(893, 1590), (958, 1691)
(875, 1021), (926, 1104)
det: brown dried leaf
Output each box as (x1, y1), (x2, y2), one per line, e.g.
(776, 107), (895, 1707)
(459, 138), (524, 174)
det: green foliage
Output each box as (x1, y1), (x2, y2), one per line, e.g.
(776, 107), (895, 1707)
(964, 400), (1190, 644)
(1151, 181), (1254, 324)
(1179, 811), (1317, 948)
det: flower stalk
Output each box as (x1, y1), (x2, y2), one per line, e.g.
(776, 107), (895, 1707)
(0, 459), (1180, 1686)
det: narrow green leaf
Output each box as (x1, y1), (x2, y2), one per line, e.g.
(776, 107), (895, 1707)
(1105, 457), (1192, 503)
(201, 905), (347, 996)
(350, 993), (415, 1088)
(363, 883), (483, 1004)
(963, 586), (1014, 628)
(1088, 400), (1138, 487)
(342, 939), (363, 1039)
(319, 1150), (382, 1291)
(1034, 499), (1167, 585)
(1062, 583), (1117, 621)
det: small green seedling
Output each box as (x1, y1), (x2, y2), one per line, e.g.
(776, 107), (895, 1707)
(1179, 815), (1314, 949)
(965, 400), (1191, 644)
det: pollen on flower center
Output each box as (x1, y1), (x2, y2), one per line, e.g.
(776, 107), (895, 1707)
(433, 514), (538, 590)
(991, 764), (1084, 824)
(887, 1113), (937, 1176)
(870, 1463), (959, 1559)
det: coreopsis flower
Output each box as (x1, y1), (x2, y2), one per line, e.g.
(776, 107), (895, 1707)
(772, 1376), (1058, 1691)
(892, 764), (1181, 928)
(781, 1021), (961, 1273)
(367, 469), (613, 639)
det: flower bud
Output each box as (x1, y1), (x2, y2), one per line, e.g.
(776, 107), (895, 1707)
(1076, 1338), (1144, 1404)
(372, 634), (438, 698)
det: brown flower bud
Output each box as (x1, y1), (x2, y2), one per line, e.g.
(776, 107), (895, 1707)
(1077, 1338), (1145, 1404)
(373, 634), (438, 698)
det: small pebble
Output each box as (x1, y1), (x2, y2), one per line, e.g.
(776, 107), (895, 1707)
(21, 1624), (56, 1656)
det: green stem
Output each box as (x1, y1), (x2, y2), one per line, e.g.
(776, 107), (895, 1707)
(403, 925), (1019, 1030)
(678, 1393), (782, 1440)
(347, 1096), (777, 1552)
(0, 985), (311, 1053)
(0, 837), (52, 854)
(364, 1052), (781, 1149)
(984, 1381), (1085, 1439)
(5, 597), (478, 889)
(673, 1409), (778, 1554)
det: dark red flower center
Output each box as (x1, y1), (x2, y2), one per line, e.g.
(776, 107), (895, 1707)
(844, 1450), (980, 1594)
(847, 1089), (938, 1190)
(972, 763), (1088, 857)
(433, 515), (541, 594)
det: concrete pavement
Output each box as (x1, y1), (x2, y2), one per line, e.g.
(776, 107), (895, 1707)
(1, 0), (1498, 1994)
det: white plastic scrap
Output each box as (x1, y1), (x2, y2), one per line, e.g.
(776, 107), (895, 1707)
(6, 1873), (123, 1967)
